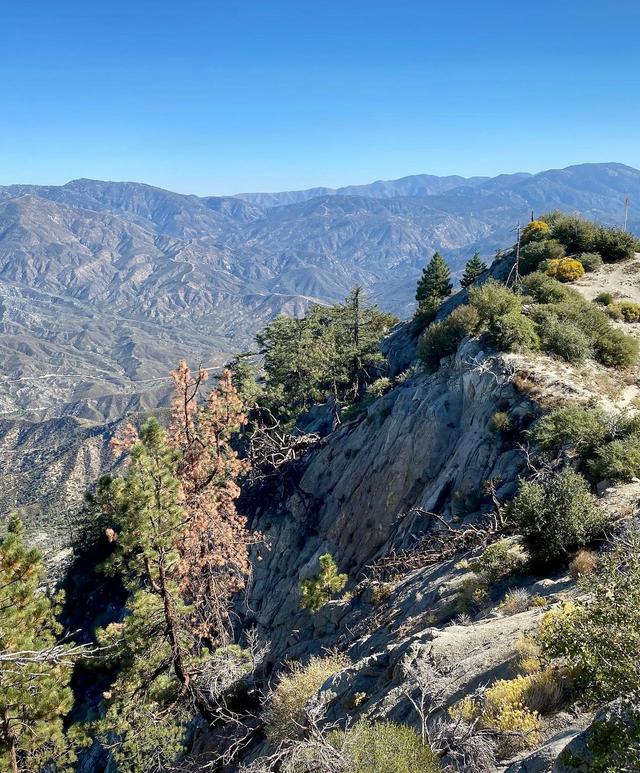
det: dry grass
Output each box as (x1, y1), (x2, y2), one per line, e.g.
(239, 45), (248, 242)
(267, 653), (349, 743)
(569, 549), (599, 579)
(499, 588), (532, 616)
(522, 667), (568, 714)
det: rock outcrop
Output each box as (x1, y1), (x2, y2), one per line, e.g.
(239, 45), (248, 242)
(244, 337), (533, 661)
(234, 254), (640, 770)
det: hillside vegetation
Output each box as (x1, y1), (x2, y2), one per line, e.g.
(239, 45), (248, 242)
(2, 212), (640, 771)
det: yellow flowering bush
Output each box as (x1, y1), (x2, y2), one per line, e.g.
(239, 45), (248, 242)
(483, 677), (541, 755)
(521, 220), (551, 245)
(545, 258), (585, 282)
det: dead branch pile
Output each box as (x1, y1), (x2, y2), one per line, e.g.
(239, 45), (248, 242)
(366, 481), (508, 583)
(246, 406), (320, 481)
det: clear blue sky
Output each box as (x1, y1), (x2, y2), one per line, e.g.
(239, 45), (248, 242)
(2, 0), (639, 195)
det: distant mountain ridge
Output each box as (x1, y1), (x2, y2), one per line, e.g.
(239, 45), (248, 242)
(233, 163), (637, 209)
(1, 161), (639, 545)
(234, 172), (497, 207)
(0, 161), (638, 423)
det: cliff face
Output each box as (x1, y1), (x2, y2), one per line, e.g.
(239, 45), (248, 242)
(235, 255), (640, 771)
(244, 337), (532, 660)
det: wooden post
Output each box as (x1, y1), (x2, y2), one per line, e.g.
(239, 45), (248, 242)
(624, 196), (630, 232)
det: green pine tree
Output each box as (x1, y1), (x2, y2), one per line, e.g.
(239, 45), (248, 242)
(93, 418), (198, 769)
(415, 252), (452, 321)
(460, 252), (488, 288)
(228, 355), (264, 407)
(256, 290), (397, 424)
(300, 553), (348, 612)
(334, 287), (398, 402)
(0, 517), (76, 773)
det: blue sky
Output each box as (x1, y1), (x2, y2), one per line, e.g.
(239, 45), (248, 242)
(2, 0), (639, 195)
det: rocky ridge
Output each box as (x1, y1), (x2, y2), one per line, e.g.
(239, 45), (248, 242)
(233, 252), (640, 770)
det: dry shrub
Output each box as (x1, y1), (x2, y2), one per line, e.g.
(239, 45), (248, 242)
(569, 549), (599, 579)
(456, 574), (489, 613)
(515, 635), (542, 675)
(482, 677), (541, 757)
(522, 667), (568, 714)
(512, 371), (541, 397)
(267, 653), (349, 743)
(499, 588), (532, 616)
(449, 696), (480, 723)
(617, 300), (640, 323)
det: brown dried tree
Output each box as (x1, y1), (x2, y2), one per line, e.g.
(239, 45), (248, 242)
(169, 361), (255, 642)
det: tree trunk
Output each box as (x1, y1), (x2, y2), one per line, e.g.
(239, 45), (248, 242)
(352, 287), (362, 398)
(1, 711), (18, 773)
(9, 739), (18, 773)
(156, 551), (217, 725)
(157, 551), (188, 687)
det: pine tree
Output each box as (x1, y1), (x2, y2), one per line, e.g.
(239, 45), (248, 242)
(228, 356), (263, 407)
(95, 417), (201, 767)
(169, 363), (253, 640)
(300, 553), (348, 612)
(324, 287), (397, 406)
(415, 252), (452, 320)
(0, 517), (75, 773)
(256, 291), (397, 423)
(460, 252), (488, 288)
(94, 368), (255, 768)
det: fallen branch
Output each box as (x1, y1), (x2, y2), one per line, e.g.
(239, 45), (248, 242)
(366, 481), (508, 583)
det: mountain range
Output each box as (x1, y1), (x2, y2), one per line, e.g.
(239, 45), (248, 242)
(0, 161), (639, 546)
(1, 161), (638, 420)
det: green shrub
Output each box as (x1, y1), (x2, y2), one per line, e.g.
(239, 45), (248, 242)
(545, 257), (585, 282)
(537, 534), (640, 701)
(583, 706), (640, 773)
(529, 297), (637, 368)
(532, 405), (608, 457)
(267, 653), (349, 743)
(416, 305), (480, 370)
(366, 377), (392, 398)
(469, 539), (525, 582)
(594, 225), (640, 262)
(616, 300), (640, 323)
(594, 291), (614, 306)
(592, 327), (639, 368)
(588, 434), (640, 482)
(548, 214), (599, 254)
(469, 280), (521, 323)
(489, 309), (539, 352)
(605, 303), (623, 320)
(519, 240), (566, 275)
(520, 272), (574, 304)
(508, 470), (605, 563)
(553, 298), (611, 333)
(579, 252), (604, 272)
(300, 554), (348, 612)
(330, 721), (442, 773)
(537, 318), (591, 363)
(491, 411), (511, 434)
